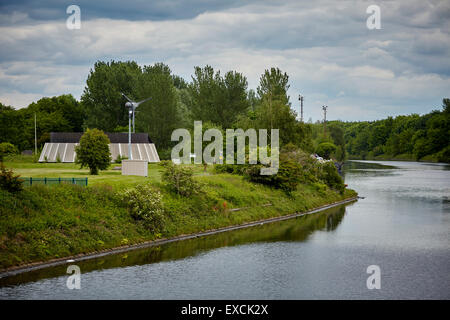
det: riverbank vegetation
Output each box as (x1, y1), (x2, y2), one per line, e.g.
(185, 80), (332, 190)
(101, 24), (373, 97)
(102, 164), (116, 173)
(316, 99), (449, 163)
(0, 156), (356, 270)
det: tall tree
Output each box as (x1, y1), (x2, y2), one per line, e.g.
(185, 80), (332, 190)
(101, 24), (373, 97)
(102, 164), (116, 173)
(81, 60), (141, 131)
(257, 67), (290, 105)
(28, 95), (84, 132)
(187, 65), (249, 128)
(135, 63), (181, 150)
(0, 95), (84, 151)
(244, 67), (311, 150)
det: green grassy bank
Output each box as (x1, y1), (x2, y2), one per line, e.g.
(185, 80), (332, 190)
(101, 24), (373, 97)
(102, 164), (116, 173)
(0, 159), (357, 271)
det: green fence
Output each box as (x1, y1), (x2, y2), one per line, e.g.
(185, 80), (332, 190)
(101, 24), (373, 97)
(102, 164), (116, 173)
(19, 177), (88, 186)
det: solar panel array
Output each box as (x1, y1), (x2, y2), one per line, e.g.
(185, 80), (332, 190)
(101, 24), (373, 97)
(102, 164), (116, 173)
(38, 143), (160, 163)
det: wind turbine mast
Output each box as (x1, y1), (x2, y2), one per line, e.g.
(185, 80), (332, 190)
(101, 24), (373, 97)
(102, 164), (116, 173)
(121, 93), (151, 160)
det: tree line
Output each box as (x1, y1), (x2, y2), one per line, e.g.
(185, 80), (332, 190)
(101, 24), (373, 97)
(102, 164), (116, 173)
(0, 60), (312, 159)
(321, 99), (449, 163)
(0, 60), (448, 163)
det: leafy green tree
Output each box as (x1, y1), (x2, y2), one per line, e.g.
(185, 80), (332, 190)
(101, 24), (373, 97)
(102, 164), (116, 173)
(75, 129), (111, 175)
(135, 63), (181, 150)
(172, 74), (188, 89)
(0, 95), (84, 152)
(316, 142), (337, 159)
(82, 60), (141, 131)
(335, 98), (449, 162)
(187, 65), (249, 128)
(443, 98), (450, 114)
(0, 142), (18, 161)
(239, 67), (312, 150)
(257, 67), (290, 104)
(0, 104), (24, 149)
(28, 95), (84, 132)
(327, 124), (346, 161)
(160, 161), (202, 196)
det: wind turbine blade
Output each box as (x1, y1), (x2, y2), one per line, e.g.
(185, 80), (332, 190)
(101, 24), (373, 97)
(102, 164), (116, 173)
(135, 97), (151, 106)
(121, 92), (133, 102)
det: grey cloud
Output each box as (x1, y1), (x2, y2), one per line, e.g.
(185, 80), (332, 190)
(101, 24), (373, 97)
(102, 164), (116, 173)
(0, 0), (449, 121)
(0, 0), (259, 23)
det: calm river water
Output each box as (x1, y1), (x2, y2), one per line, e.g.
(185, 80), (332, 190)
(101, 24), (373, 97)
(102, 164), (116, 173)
(1, 160), (449, 299)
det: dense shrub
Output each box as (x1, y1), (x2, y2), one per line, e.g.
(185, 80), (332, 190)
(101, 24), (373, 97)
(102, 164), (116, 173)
(121, 184), (165, 233)
(0, 163), (23, 193)
(316, 142), (337, 159)
(280, 146), (321, 184)
(160, 161), (202, 196)
(244, 158), (302, 194)
(0, 142), (18, 161)
(216, 144), (345, 194)
(242, 146), (345, 194)
(214, 163), (249, 175)
(318, 162), (345, 194)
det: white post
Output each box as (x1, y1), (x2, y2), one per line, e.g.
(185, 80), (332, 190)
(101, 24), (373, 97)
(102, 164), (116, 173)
(34, 113), (37, 155)
(132, 108), (135, 133)
(128, 111), (132, 160)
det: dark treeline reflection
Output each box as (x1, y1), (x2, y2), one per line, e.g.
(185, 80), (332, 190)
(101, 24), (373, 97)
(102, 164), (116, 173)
(342, 161), (397, 181)
(0, 204), (349, 287)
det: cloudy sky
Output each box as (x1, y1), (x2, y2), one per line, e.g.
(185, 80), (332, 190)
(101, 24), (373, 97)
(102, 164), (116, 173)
(0, 0), (449, 121)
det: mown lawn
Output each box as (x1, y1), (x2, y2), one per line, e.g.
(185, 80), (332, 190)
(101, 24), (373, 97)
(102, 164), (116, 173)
(3, 157), (212, 190)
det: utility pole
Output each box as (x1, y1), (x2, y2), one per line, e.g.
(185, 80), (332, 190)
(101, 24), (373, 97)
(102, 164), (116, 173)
(34, 113), (37, 156)
(298, 94), (304, 122)
(322, 105), (328, 136)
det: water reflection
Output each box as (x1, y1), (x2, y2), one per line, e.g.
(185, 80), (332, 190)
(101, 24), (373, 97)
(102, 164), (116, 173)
(0, 205), (348, 288)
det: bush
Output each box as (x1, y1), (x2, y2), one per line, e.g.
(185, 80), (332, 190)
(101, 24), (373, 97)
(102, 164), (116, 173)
(75, 128), (111, 175)
(114, 155), (127, 164)
(121, 184), (165, 233)
(160, 161), (202, 196)
(316, 142), (337, 159)
(214, 163), (249, 175)
(244, 158), (302, 194)
(0, 163), (23, 193)
(0, 142), (18, 161)
(318, 162), (345, 194)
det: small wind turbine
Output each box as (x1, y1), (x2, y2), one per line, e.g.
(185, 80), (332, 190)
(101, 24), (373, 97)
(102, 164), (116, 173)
(121, 93), (151, 160)
(121, 93), (151, 133)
